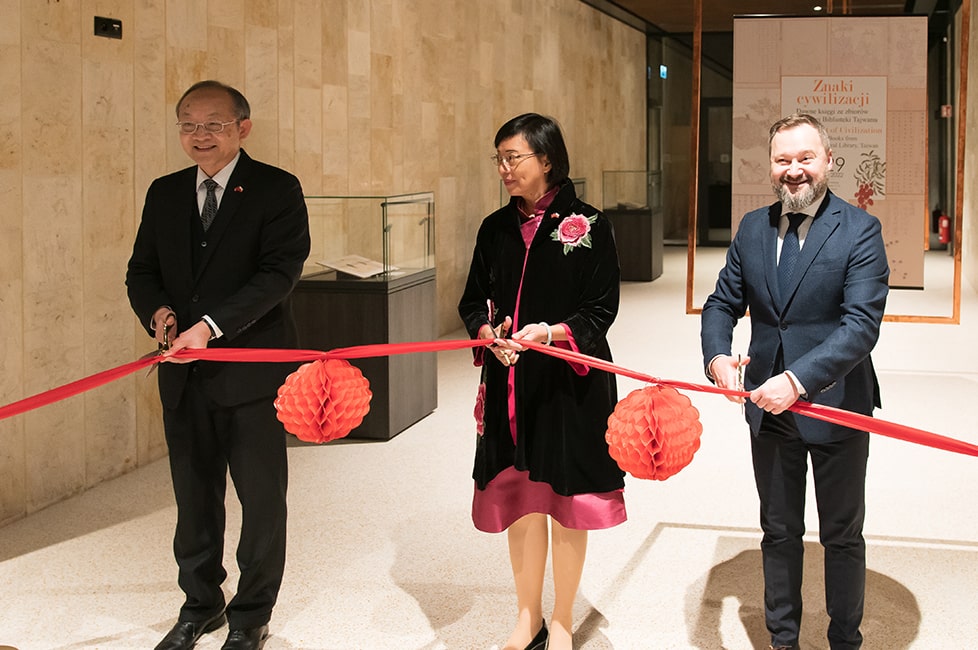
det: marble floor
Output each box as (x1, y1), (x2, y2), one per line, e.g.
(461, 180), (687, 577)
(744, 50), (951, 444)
(1, 246), (976, 649)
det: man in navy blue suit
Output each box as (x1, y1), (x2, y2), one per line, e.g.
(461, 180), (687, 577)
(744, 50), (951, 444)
(127, 80), (310, 650)
(701, 113), (889, 650)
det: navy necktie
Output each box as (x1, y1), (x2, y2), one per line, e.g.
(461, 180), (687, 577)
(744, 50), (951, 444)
(778, 212), (806, 297)
(201, 179), (219, 232)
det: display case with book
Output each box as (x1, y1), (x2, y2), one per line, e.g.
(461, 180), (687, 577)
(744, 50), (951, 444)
(602, 171), (663, 282)
(302, 192), (434, 280)
(292, 193), (437, 441)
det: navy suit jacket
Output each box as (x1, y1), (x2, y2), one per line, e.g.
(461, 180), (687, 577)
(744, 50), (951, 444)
(126, 150), (311, 409)
(701, 191), (889, 443)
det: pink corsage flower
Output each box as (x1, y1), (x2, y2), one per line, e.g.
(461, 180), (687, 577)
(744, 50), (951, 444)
(473, 382), (486, 436)
(551, 212), (598, 254)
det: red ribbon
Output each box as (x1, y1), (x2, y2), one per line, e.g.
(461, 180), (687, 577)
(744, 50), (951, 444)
(515, 340), (978, 458)
(1, 338), (976, 458)
(0, 341), (485, 421)
(0, 355), (161, 421)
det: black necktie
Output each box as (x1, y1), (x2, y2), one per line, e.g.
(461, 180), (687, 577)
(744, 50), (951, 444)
(201, 178), (219, 232)
(778, 212), (806, 297)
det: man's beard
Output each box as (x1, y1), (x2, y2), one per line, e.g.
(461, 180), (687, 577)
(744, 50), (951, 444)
(773, 175), (828, 212)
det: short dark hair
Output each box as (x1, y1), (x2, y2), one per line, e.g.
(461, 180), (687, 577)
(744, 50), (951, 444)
(494, 113), (570, 187)
(175, 80), (251, 120)
(769, 112), (831, 152)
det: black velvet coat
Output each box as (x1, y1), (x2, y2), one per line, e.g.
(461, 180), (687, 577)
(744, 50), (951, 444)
(458, 181), (624, 496)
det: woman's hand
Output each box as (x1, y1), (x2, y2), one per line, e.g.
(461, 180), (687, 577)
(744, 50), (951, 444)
(510, 322), (552, 348)
(480, 315), (520, 366)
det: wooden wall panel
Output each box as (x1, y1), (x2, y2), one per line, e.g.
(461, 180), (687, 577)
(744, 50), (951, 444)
(244, 22), (280, 159)
(964, 0), (978, 297)
(0, 0), (647, 523)
(21, 14), (86, 511)
(275, 1), (296, 171)
(81, 0), (137, 485)
(133, 0), (168, 469)
(0, 0), (25, 526)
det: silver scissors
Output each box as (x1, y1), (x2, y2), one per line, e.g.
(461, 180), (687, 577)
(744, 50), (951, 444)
(737, 354), (744, 414)
(158, 322), (171, 354)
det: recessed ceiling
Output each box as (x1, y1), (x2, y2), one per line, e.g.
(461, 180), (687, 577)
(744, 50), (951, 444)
(611, 0), (915, 33)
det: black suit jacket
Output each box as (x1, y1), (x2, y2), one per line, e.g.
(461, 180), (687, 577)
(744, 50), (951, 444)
(127, 150), (311, 409)
(701, 191), (889, 443)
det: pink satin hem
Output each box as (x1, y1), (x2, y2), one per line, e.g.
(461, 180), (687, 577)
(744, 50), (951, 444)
(472, 466), (626, 533)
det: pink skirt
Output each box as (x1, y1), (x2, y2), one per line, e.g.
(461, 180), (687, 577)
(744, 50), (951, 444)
(472, 466), (626, 533)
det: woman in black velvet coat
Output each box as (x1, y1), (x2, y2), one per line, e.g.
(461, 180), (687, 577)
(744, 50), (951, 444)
(458, 113), (625, 650)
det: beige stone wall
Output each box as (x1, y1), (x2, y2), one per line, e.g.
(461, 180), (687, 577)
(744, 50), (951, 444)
(0, 0), (646, 524)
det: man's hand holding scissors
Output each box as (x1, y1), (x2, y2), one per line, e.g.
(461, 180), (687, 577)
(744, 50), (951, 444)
(709, 354), (750, 407)
(150, 306), (211, 364)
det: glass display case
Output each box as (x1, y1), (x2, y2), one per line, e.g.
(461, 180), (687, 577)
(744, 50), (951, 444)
(499, 178), (587, 206)
(602, 171), (663, 282)
(291, 192), (437, 441)
(302, 192), (435, 280)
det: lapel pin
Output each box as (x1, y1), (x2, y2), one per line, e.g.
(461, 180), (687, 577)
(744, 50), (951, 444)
(234, 186), (244, 193)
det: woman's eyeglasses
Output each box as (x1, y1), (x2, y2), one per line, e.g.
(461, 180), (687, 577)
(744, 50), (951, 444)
(491, 152), (537, 171)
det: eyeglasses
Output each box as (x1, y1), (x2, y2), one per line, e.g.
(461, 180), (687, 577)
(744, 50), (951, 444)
(176, 120), (238, 135)
(491, 152), (537, 171)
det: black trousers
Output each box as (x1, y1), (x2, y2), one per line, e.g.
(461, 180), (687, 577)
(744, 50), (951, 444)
(162, 369), (288, 630)
(751, 411), (869, 650)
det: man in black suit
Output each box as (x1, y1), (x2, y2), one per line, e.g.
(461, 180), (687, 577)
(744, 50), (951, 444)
(701, 113), (889, 649)
(127, 80), (310, 650)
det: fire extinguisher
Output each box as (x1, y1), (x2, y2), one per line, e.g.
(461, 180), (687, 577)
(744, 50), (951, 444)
(939, 214), (951, 244)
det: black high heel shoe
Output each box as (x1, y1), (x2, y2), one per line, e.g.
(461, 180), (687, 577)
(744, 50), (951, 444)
(525, 621), (548, 650)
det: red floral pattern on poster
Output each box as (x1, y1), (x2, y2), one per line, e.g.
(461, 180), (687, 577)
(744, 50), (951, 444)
(853, 150), (886, 210)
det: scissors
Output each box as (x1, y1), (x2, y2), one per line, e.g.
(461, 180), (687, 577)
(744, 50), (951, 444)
(140, 322), (172, 376)
(737, 354), (744, 414)
(158, 322), (171, 354)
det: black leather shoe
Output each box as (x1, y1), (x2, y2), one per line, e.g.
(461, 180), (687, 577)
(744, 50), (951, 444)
(221, 625), (269, 650)
(154, 610), (227, 650)
(525, 621), (548, 650)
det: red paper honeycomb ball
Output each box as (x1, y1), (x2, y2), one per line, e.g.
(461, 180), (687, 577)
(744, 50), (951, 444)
(605, 384), (703, 480)
(274, 359), (372, 443)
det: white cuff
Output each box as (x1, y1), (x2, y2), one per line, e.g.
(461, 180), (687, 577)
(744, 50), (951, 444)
(202, 314), (223, 340)
(539, 322), (552, 345)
